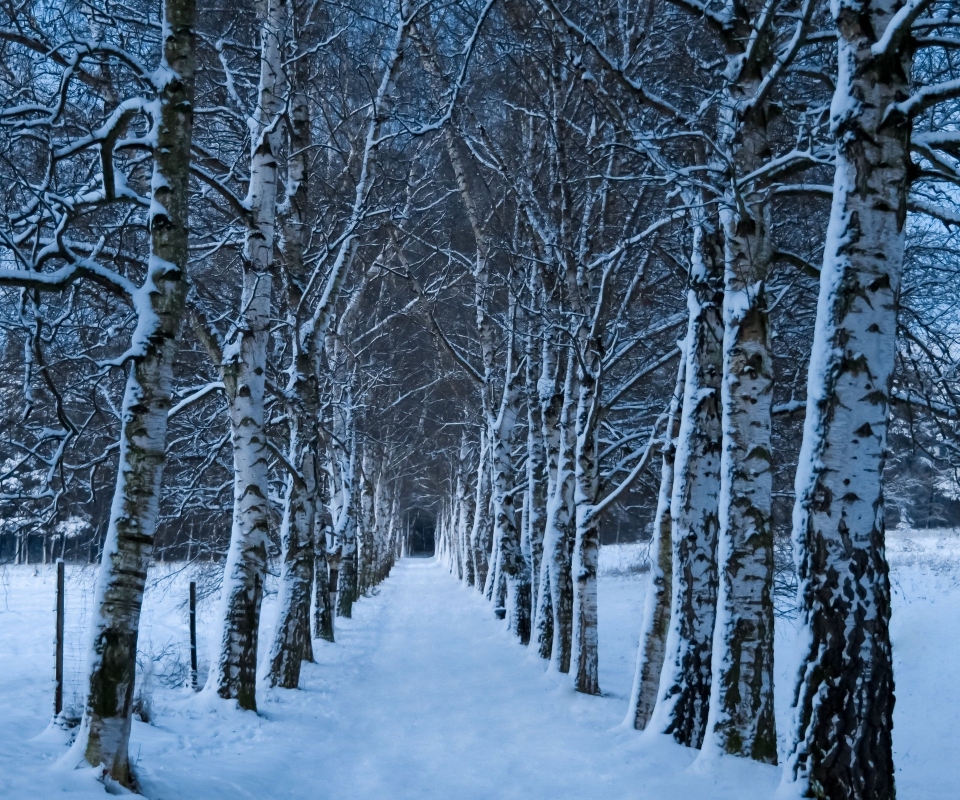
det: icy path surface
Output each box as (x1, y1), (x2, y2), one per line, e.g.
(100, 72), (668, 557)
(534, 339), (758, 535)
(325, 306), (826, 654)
(2, 536), (959, 799)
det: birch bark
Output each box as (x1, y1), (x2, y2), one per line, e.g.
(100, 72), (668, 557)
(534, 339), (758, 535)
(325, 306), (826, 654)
(470, 431), (492, 591)
(457, 434), (476, 585)
(537, 348), (577, 672)
(491, 340), (529, 642)
(572, 331), (602, 694)
(76, 0), (195, 782)
(703, 8), (779, 762)
(211, 0), (286, 711)
(358, 447), (377, 594)
(780, 3), (909, 796)
(265, 60), (318, 688)
(524, 321), (547, 624)
(533, 332), (563, 660)
(314, 512), (335, 643)
(648, 217), (723, 748)
(628, 360), (684, 730)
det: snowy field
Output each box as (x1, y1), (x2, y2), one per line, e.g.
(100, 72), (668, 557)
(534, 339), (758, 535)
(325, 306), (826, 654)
(1, 529), (958, 799)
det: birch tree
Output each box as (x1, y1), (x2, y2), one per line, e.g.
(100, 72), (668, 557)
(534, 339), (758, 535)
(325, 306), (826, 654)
(76, 1), (195, 781)
(208, 0), (287, 711)
(781, 1), (917, 796)
(0, 0), (202, 782)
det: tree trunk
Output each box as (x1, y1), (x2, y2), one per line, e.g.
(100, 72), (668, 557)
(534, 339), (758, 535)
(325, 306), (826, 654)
(265, 469), (315, 688)
(265, 36), (319, 690)
(492, 340), (530, 643)
(458, 435), (477, 586)
(75, 0), (195, 783)
(629, 360), (684, 730)
(358, 450), (376, 595)
(337, 527), (358, 618)
(703, 26), (778, 763)
(538, 350), (577, 673)
(470, 432), (492, 591)
(534, 337), (563, 661)
(780, 4), (909, 797)
(211, 0), (286, 712)
(524, 320), (547, 630)
(649, 218), (723, 749)
(314, 528), (335, 643)
(572, 339), (601, 695)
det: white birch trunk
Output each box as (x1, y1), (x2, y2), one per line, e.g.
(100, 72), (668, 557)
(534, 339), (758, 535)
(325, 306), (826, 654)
(470, 431), (492, 591)
(537, 348), (577, 672)
(524, 315), (547, 630)
(211, 0), (286, 711)
(74, 0), (196, 782)
(648, 218), (723, 748)
(335, 427), (359, 617)
(702, 20), (778, 762)
(533, 333), (563, 660)
(572, 335), (601, 694)
(458, 435), (477, 585)
(492, 358), (529, 642)
(779, 4), (909, 796)
(358, 447), (376, 594)
(628, 359), (684, 730)
(265, 39), (318, 690)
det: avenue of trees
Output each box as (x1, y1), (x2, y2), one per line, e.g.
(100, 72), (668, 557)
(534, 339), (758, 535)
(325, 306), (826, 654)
(2, 0), (960, 797)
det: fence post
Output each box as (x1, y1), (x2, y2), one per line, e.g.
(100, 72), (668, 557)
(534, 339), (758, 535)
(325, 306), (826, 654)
(189, 581), (198, 690)
(55, 559), (65, 717)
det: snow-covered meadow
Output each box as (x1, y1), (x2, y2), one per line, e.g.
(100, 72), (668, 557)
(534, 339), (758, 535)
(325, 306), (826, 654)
(1, 529), (957, 799)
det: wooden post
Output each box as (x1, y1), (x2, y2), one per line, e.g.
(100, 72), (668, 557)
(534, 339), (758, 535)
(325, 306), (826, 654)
(189, 581), (198, 690)
(55, 559), (65, 717)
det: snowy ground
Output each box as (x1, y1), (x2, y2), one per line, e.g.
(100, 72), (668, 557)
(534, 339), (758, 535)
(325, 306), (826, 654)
(1, 528), (958, 799)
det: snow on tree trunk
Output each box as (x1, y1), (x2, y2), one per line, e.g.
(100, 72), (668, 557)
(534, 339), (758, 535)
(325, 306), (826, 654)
(470, 431), (492, 591)
(491, 330), (530, 643)
(265, 48), (319, 690)
(75, 0), (196, 783)
(572, 336), (601, 694)
(524, 317), (547, 628)
(779, 3), (909, 797)
(648, 218), (723, 749)
(629, 361), (684, 730)
(702, 32), (777, 763)
(538, 349), (577, 673)
(211, 0), (286, 712)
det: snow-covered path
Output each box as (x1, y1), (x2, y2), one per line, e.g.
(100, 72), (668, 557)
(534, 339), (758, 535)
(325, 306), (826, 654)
(3, 541), (959, 799)
(0, 557), (778, 799)
(138, 558), (777, 799)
